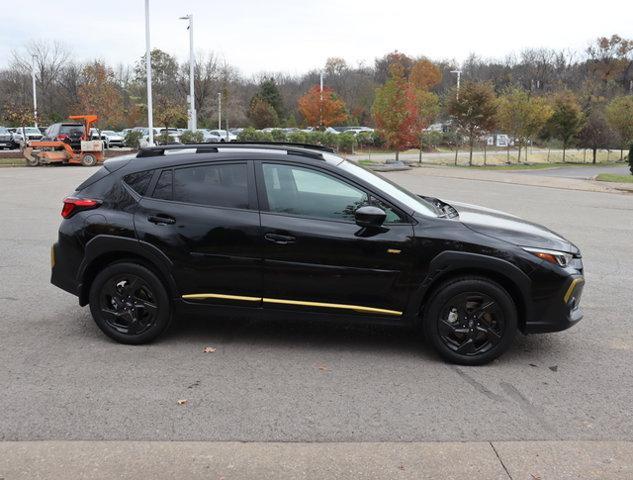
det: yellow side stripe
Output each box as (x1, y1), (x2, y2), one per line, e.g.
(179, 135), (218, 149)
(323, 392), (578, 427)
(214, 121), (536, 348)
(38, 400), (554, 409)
(182, 293), (261, 302)
(262, 297), (402, 316)
(181, 293), (402, 316)
(563, 278), (584, 303)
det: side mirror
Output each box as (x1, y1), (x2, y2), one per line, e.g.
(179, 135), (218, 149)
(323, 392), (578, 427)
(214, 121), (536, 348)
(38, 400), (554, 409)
(355, 205), (386, 228)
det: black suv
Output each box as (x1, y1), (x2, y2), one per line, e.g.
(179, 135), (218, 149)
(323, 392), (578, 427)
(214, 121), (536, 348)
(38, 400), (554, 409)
(51, 143), (584, 365)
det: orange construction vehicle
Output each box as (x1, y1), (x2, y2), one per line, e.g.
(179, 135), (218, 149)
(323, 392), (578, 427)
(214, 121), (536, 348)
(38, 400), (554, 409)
(23, 115), (105, 167)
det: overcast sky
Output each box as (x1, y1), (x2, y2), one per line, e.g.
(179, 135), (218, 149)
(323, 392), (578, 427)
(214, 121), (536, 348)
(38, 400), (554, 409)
(2, 0), (629, 77)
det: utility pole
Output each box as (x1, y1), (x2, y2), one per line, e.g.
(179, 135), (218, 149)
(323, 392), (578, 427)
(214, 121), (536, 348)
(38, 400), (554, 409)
(451, 69), (462, 99)
(31, 55), (38, 128)
(319, 71), (324, 128)
(145, 0), (154, 145)
(179, 14), (196, 130)
(217, 92), (222, 130)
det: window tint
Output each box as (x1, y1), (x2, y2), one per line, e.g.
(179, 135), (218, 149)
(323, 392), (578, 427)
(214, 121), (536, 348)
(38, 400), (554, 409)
(172, 163), (249, 209)
(262, 164), (367, 221)
(153, 169), (173, 200)
(124, 170), (154, 196)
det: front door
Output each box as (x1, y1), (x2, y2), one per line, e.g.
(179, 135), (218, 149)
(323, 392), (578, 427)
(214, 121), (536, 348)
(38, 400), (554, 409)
(256, 161), (416, 318)
(134, 161), (262, 307)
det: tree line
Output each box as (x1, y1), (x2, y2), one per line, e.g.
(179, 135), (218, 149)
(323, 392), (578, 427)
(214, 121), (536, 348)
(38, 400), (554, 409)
(1, 34), (632, 161)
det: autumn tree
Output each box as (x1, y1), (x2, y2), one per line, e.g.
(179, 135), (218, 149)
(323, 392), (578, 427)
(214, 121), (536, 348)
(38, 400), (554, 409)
(154, 97), (187, 130)
(410, 59), (442, 91)
(77, 61), (124, 128)
(447, 82), (498, 166)
(578, 108), (616, 163)
(545, 91), (585, 162)
(248, 96), (278, 128)
(298, 85), (348, 128)
(372, 65), (420, 161)
(605, 96), (633, 159)
(496, 86), (553, 162)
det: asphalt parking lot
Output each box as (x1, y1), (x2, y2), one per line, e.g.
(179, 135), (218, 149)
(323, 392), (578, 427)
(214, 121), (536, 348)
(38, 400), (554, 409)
(1, 165), (632, 443)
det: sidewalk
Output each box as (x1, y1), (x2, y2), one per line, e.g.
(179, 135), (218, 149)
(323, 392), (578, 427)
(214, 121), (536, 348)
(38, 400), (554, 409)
(1, 441), (631, 479)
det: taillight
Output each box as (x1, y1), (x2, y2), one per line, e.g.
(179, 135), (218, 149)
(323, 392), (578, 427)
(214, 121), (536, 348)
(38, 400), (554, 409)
(61, 197), (101, 218)
(57, 134), (69, 141)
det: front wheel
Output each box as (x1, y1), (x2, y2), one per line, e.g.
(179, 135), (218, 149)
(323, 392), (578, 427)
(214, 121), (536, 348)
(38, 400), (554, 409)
(422, 276), (517, 365)
(89, 262), (172, 344)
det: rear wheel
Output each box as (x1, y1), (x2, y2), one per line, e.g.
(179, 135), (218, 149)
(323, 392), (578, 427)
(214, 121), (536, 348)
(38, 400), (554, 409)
(422, 276), (517, 365)
(81, 153), (97, 166)
(89, 262), (172, 344)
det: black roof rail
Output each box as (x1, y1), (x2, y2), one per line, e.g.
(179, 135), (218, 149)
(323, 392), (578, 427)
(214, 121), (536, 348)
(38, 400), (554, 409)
(136, 142), (332, 159)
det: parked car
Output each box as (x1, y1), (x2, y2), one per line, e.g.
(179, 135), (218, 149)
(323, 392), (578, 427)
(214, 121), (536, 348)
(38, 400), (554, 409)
(207, 129), (236, 142)
(11, 126), (43, 146)
(196, 129), (223, 143)
(50, 143), (584, 365)
(157, 128), (181, 144)
(42, 123), (85, 150)
(0, 127), (14, 149)
(132, 127), (161, 145)
(99, 130), (125, 148)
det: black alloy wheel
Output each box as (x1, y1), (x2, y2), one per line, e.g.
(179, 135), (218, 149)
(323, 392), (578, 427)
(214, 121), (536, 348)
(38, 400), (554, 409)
(423, 276), (517, 365)
(89, 262), (171, 344)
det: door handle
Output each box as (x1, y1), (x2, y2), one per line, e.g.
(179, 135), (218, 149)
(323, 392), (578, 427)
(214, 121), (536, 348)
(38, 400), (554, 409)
(264, 233), (296, 245)
(148, 214), (176, 225)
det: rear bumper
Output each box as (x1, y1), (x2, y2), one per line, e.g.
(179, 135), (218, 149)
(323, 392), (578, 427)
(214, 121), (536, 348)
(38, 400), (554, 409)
(524, 275), (584, 333)
(50, 243), (79, 297)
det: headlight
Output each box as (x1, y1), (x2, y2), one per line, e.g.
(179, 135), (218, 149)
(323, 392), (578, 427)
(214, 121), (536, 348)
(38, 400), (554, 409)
(523, 247), (573, 267)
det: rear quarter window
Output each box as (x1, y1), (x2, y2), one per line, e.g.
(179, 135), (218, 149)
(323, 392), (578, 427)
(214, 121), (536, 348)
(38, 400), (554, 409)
(123, 170), (154, 196)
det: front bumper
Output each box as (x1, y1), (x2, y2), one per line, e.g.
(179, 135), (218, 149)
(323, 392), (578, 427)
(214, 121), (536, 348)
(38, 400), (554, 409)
(524, 275), (585, 333)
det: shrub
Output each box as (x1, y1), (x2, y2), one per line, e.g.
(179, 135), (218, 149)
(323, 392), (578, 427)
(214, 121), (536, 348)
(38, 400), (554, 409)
(288, 130), (308, 144)
(180, 130), (204, 144)
(356, 131), (374, 148)
(420, 131), (443, 150)
(270, 129), (287, 142)
(337, 132), (357, 153)
(237, 127), (259, 142)
(124, 130), (143, 149)
(156, 132), (176, 145)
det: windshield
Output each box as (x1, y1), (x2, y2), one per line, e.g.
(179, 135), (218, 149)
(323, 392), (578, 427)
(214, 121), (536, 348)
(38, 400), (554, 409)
(337, 159), (440, 217)
(24, 127), (40, 134)
(0, 128), (8, 133)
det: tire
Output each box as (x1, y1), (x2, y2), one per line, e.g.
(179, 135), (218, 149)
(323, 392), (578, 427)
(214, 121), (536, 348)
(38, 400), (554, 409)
(81, 154), (97, 166)
(89, 262), (172, 344)
(422, 276), (517, 365)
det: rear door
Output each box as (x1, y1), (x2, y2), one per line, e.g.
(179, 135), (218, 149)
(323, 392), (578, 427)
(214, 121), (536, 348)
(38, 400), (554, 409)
(256, 160), (416, 318)
(134, 160), (262, 307)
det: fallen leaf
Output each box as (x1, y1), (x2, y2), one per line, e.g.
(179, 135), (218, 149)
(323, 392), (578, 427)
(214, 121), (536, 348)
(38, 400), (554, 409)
(203, 346), (216, 353)
(531, 474), (541, 480)
(316, 364), (330, 372)
(548, 365), (558, 372)
(398, 464), (405, 470)
(177, 399), (188, 405)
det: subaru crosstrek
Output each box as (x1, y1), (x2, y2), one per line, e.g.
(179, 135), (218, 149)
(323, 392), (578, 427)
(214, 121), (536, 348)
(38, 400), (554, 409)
(51, 143), (584, 365)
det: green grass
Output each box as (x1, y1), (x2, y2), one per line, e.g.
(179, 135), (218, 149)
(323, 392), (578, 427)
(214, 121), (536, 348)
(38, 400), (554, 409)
(0, 158), (24, 166)
(596, 173), (633, 183)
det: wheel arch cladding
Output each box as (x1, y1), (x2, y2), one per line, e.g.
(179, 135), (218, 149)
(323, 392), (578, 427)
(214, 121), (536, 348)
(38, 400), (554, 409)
(412, 251), (532, 331)
(78, 235), (177, 306)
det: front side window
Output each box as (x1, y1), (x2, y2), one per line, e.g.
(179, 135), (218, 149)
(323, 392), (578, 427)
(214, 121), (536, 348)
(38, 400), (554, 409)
(262, 163), (368, 222)
(173, 163), (249, 209)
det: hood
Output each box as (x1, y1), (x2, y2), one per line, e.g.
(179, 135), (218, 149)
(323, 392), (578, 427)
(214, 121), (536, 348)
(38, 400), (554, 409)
(447, 200), (577, 254)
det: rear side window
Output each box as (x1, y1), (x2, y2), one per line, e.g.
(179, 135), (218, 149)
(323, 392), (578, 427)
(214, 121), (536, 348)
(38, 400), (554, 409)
(172, 163), (249, 209)
(153, 170), (173, 200)
(124, 170), (154, 196)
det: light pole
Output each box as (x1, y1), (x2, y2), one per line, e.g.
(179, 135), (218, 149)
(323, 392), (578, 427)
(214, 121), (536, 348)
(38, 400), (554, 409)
(451, 69), (462, 99)
(179, 14), (196, 130)
(31, 55), (38, 128)
(217, 92), (222, 130)
(144, 0), (154, 145)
